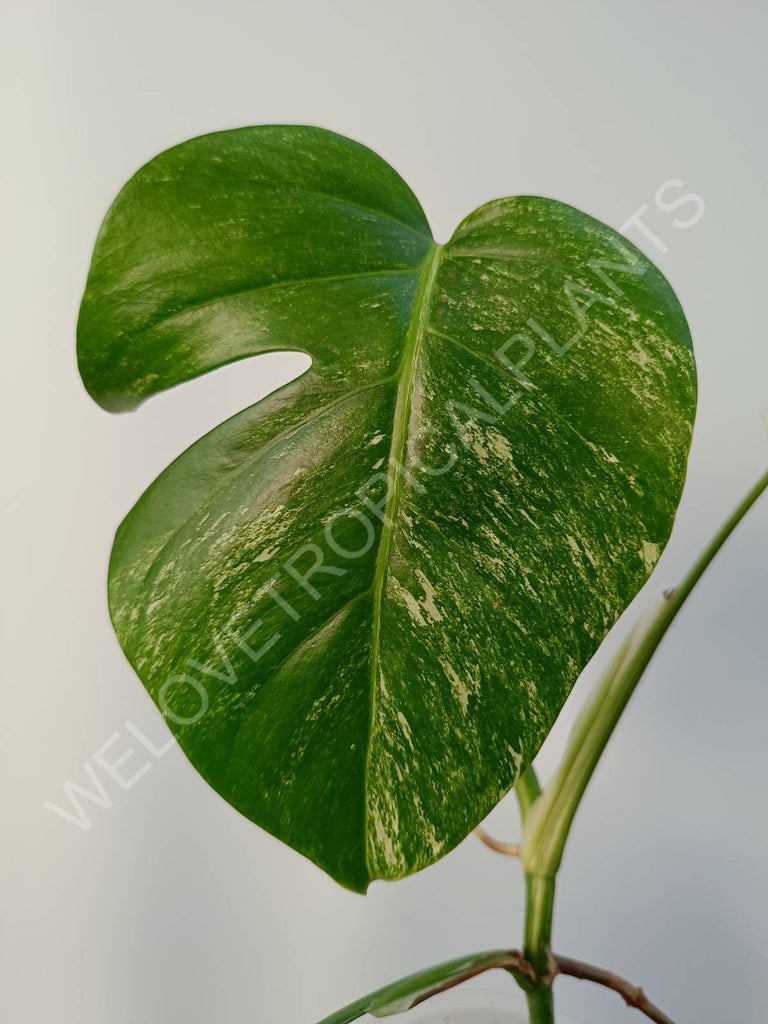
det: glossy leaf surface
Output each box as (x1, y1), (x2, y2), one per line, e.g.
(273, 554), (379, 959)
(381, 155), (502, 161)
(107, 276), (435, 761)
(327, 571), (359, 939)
(78, 126), (696, 890)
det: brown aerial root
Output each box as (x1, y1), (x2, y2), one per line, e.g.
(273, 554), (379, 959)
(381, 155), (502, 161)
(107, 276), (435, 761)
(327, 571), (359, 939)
(474, 826), (521, 857)
(552, 953), (677, 1024)
(409, 948), (677, 1024)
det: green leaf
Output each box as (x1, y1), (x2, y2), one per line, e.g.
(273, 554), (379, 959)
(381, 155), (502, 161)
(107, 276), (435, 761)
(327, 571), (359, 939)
(77, 126), (696, 891)
(314, 949), (529, 1023)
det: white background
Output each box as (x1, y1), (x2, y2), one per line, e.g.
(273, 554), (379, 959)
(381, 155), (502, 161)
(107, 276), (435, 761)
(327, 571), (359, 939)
(3, 2), (768, 1021)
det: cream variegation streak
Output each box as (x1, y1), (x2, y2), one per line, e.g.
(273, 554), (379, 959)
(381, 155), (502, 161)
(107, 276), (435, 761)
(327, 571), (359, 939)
(78, 126), (695, 891)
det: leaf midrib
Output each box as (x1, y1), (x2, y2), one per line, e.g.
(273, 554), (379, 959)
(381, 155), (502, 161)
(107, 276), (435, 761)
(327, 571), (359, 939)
(362, 241), (443, 874)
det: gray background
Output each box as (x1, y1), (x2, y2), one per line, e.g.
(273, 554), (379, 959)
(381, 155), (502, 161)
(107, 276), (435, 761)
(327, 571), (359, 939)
(3, 1), (767, 1021)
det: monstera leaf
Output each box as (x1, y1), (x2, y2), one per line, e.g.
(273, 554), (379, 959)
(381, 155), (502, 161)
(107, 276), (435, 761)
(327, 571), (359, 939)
(78, 126), (696, 891)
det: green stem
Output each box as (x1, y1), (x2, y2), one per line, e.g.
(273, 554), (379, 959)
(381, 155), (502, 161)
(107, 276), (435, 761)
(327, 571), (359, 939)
(524, 872), (556, 973)
(524, 987), (555, 1024)
(515, 767), (556, 1024)
(523, 467), (768, 879)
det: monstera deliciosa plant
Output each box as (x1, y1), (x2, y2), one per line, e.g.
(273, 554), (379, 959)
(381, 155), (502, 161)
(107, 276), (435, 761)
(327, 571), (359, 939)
(77, 126), (767, 1024)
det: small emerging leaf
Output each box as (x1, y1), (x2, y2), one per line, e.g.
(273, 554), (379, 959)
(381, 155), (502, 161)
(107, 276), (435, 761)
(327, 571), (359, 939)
(77, 126), (696, 890)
